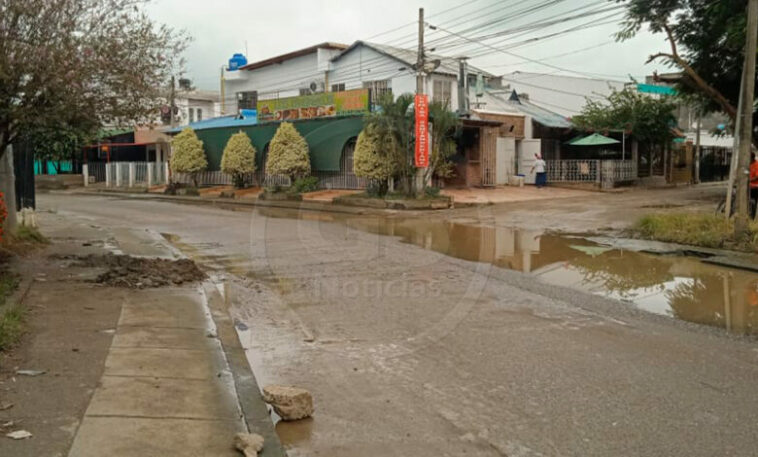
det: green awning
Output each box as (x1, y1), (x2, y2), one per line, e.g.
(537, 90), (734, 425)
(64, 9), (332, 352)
(567, 133), (620, 146)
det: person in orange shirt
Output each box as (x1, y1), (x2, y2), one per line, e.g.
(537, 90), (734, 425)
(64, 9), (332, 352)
(750, 152), (758, 217)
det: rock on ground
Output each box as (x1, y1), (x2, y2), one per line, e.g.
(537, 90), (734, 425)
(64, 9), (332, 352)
(262, 385), (314, 421)
(234, 432), (264, 457)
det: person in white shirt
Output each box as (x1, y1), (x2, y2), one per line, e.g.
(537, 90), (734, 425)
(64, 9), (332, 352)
(531, 153), (547, 188)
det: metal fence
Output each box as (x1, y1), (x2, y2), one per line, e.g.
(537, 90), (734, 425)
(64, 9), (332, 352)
(172, 169), (365, 190)
(546, 160), (636, 188)
(88, 162), (107, 183)
(102, 162), (167, 188)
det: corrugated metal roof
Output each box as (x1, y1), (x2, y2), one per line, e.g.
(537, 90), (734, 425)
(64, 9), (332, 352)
(240, 42), (349, 71)
(473, 89), (571, 128)
(331, 41), (494, 78)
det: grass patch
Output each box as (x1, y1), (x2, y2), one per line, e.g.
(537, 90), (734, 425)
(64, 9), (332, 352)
(0, 271), (22, 351)
(632, 212), (758, 251)
(12, 225), (48, 244)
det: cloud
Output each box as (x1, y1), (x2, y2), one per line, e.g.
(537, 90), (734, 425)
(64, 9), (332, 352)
(145, 0), (670, 90)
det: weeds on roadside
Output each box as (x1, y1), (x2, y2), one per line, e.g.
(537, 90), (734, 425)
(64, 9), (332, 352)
(11, 226), (48, 244)
(0, 271), (22, 351)
(0, 304), (24, 351)
(633, 213), (758, 251)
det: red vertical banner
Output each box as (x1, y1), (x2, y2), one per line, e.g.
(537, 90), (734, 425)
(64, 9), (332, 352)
(414, 94), (429, 168)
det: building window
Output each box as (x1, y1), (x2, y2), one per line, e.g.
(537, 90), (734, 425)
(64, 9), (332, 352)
(189, 108), (194, 124)
(237, 91), (258, 110)
(433, 79), (452, 105)
(331, 83), (345, 92)
(363, 80), (391, 105)
(299, 88), (311, 96)
(197, 108), (203, 121)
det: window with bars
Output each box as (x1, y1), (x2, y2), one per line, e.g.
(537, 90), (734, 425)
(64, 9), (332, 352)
(362, 80), (391, 105)
(197, 108), (203, 121)
(299, 88), (311, 96)
(331, 83), (345, 92)
(237, 91), (258, 110)
(433, 79), (453, 105)
(188, 108), (194, 124)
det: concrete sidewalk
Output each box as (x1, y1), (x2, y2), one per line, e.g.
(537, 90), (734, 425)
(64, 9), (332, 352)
(60, 217), (284, 456)
(67, 287), (247, 456)
(0, 209), (283, 456)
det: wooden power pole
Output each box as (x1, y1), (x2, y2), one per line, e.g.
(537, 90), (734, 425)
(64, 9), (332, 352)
(416, 8), (424, 95)
(734, 0), (758, 235)
(169, 75), (176, 128)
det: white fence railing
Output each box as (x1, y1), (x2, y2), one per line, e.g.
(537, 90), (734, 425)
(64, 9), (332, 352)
(98, 162), (368, 190)
(97, 162), (169, 188)
(546, 160), (637, 189)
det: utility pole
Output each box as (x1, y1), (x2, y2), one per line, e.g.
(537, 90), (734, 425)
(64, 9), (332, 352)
(413, 7), (425, 194)
(694, 113), (701, 184)
(169, 75), (176, 128)
(220, 66), (226, 115)
(734, 0), (758, 235)
(416, 7), (424, 95)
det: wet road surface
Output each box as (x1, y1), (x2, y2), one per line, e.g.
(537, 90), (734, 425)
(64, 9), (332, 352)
(40, 193), (758, 457)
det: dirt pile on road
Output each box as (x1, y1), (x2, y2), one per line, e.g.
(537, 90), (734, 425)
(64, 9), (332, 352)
(52, 253), (206, 288)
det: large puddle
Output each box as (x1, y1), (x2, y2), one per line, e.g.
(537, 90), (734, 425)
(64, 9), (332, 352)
(257, 207), (758, 336)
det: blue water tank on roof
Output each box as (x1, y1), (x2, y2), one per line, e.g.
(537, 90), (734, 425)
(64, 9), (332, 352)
(228, 53), (248, 71)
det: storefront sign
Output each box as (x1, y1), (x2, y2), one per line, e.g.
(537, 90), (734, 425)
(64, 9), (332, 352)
(414, 94), (429, 168)
(257, 89), (369, 122)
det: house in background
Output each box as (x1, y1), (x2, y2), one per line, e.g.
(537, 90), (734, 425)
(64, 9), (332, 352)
(500, 71), (626, 118)
(222, 42), (349, 114)
(174, 89), (221, 125)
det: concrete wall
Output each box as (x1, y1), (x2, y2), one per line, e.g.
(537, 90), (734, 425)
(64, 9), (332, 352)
(328, 45), (458, 107)
(224, 50), (342, 103)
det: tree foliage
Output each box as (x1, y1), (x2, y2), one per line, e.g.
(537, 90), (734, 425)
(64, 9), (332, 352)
(354, 125), (398, 183)
(266, 122), (311, 181)
(0, 0), (188, 159)
(170, 128), (207, 187)
(572, 87), (677, 145)
(221, 131), (256, 188)
(26, 124), (92, 174)
(616, 0), (747, 122)
(426, 101), (460, 184)
(363, 93), (415, 191)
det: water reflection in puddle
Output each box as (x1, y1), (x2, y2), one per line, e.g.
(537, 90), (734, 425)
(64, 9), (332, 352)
(257, 208), (758, 336)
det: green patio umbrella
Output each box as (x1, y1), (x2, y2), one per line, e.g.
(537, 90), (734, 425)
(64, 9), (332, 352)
(567, 133), (620, 146)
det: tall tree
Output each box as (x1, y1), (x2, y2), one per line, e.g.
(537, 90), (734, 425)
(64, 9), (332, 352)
(0, 0), (188, 160)
(616, 0), (748, 124)
(363, 93), (415, 193)
(572, 87), (677, 146)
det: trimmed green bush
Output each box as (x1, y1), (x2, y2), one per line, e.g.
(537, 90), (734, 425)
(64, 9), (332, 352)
(291, 176), (319, 194)
(354, 125), (396, 182)
(266, 122), (310, 182)
(170, 127), (207, 187)
(221, 131), (256, 188)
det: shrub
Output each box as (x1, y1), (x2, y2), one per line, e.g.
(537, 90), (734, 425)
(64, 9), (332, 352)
(221, 131), (256, 188)
(266, 122), (310, 182)
(424, 186), (442, 198)
(291, 176), (319, 194)
(354, 125), (396, 183)
(170, 127), (207, 187)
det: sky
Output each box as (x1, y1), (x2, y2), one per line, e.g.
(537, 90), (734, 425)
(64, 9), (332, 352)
(144, 0), (671, 91)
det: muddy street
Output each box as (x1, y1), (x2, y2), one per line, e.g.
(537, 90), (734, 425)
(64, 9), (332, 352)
(38, 191), (758, 457)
